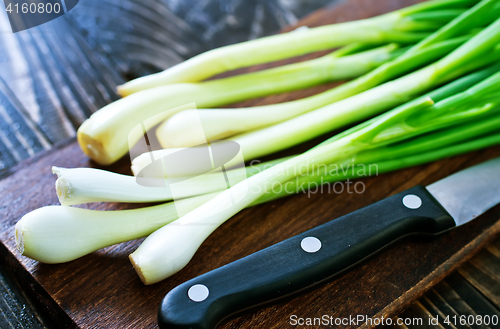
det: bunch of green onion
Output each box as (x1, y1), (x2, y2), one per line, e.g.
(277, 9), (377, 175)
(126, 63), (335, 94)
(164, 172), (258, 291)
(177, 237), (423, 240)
(14, 0), (500, 285)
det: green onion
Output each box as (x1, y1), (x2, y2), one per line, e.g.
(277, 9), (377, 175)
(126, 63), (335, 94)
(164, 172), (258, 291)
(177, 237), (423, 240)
(402, 0), (500, 56)
(14, 193), (216, 264)
(52, 158), (287, 205)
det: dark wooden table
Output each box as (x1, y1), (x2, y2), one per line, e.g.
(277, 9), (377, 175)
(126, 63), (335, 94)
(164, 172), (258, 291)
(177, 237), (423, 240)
(0, 0), (499, 328)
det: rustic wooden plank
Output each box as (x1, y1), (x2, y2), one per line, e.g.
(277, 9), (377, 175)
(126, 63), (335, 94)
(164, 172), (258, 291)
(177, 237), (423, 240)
(1, 0), (500, 328)
(458, 257), (500, 309)
(0, 266), (45, 329)
(389, 273), (500, 329)
(390, 302), (440, 329)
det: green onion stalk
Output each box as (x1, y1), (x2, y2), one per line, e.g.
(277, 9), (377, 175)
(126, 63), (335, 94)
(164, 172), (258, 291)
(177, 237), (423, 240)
(117, 0), (473, 95)
(127, 64), (500, 284)
(402, 0), (500, 56)
(52, 157), (288, 206)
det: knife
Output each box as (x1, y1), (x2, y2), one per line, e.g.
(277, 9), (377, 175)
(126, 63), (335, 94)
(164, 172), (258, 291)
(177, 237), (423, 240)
(158, 157), (500, 329)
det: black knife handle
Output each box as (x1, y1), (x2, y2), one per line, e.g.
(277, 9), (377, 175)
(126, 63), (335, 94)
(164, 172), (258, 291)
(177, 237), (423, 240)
(158, 186), (455, 329)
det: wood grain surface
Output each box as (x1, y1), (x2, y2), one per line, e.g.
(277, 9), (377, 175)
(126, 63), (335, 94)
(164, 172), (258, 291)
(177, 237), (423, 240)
(1, 0), (500, 328)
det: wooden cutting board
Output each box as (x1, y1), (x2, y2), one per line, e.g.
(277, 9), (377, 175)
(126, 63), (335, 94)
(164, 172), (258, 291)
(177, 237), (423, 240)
(1, 1), (500, 328)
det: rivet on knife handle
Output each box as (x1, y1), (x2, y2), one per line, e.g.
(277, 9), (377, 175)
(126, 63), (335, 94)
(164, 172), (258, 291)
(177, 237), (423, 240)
(158, 186), (455, 329)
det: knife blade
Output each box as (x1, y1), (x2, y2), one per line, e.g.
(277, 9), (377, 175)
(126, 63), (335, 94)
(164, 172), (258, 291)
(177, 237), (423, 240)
(158, 157), (500, 329)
